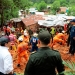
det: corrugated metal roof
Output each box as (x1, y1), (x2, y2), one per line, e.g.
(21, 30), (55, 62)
(22, 15), (44, 26)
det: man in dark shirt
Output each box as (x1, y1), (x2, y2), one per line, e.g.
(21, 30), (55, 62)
(69, 19), (75, 55)
(66, 22), (72, 46)
(24, 30), (65, 75)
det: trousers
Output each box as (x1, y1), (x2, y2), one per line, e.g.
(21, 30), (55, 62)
(0, 72), (16, 75)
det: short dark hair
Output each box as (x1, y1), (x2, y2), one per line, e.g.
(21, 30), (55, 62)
(38, 30), (51, 45)
(70, 19), (75, 22)
(0, 36), (10, 46)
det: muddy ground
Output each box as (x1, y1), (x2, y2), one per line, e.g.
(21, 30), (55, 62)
(9, 43), (75, 73)
(9, 34), (75, 73)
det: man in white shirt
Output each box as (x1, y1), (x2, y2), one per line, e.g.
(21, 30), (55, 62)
(0, 37), (14, 75)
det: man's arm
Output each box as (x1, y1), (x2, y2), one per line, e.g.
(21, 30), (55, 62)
(4, 53), (13, 74)
(56, 52), (65, 75)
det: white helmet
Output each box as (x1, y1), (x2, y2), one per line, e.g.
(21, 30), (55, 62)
(18, 37), (23, 41)
(24, 29), (27, 33)
(33, 33), (38, 37)
(24, 32), (28, 36)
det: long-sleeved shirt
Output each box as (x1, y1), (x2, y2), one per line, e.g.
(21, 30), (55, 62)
(0, 46), (13, 74)
(70, 26), (75, 38)
(24, 47), (65, 75)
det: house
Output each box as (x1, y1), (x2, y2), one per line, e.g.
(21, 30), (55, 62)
(29, 8), (38, 14)
(22, 15), (44, 32)
(35, 12), (44, 16)
(60, 7), (67, 13)
(10, 18), (22, 28)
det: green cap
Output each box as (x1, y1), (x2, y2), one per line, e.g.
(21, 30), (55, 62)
(38, 30), (51, 44)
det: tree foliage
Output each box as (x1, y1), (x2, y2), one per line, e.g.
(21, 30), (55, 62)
(0, 0), (75, 26)
(69, 0), (75, 6)
(13, 0), (29, 10)
(0, 0), (16, 26)
(60, 0), (68, 6)
(37, 1), (47, 11)
(0, 0), (30, 26)
(51, 0), (60, 14)
(68, 6), (75, 16)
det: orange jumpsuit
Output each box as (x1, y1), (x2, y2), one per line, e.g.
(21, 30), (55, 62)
(20, 35), (29, 43)
(53, 33), (66, 45)
(17, 42), (29, 64)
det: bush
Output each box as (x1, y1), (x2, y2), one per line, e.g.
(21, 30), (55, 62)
(63, 60), (75, 75)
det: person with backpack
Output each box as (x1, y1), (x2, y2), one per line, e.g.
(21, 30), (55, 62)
(30, 33), (38, 52)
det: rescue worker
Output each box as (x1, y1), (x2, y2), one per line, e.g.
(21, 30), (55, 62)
(50, 27), (56, 43)
(68, 19), (75, 55)
(19, 29), (29, 44)
(30, 33), (38, 52)
(53, 31), (66, 45)
(17, 37), (29, 67)
(50, 26), (56, 36)
(24, 30), (65, 75)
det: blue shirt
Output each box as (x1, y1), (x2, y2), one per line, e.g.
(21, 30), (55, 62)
(30, 37), (38, 46)
(70, 26), (75, 38)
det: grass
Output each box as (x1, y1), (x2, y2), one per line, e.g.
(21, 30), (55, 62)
(15, 73), (24, 75)
(63, 60), (75, 75)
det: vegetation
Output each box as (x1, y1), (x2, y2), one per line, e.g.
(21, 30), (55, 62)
(63, 60), (75, 75)
(0, 0), (75, 26)
(0, 0), (18, 26)
(0, 0), (29, 26)
(37, 1), (47, 11)
(16, 73), (24, 75)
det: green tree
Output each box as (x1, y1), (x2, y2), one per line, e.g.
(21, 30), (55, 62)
(51, 0), (60, 14)
(33, 3), (38, 8)
(68, 6), (75, 16)
(13, 0), (29, 10)
(44, 0), (55, 4)
(60, 0), (68, 6)
(31, 0), (56, 4)
(29, 1), (34, 7)
(0, 0), (16, 26)
(69, 0), (75, 6)
(13, 0), (30, 17)
(37, 1), (47, 11)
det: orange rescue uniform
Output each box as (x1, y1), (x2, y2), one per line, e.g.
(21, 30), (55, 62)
(53, 33), (66, 45)
(20, 35), (29, 43)
(17, 42), (29, 64)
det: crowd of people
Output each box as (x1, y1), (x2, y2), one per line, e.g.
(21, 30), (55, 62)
(0, 18), (75, 75)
